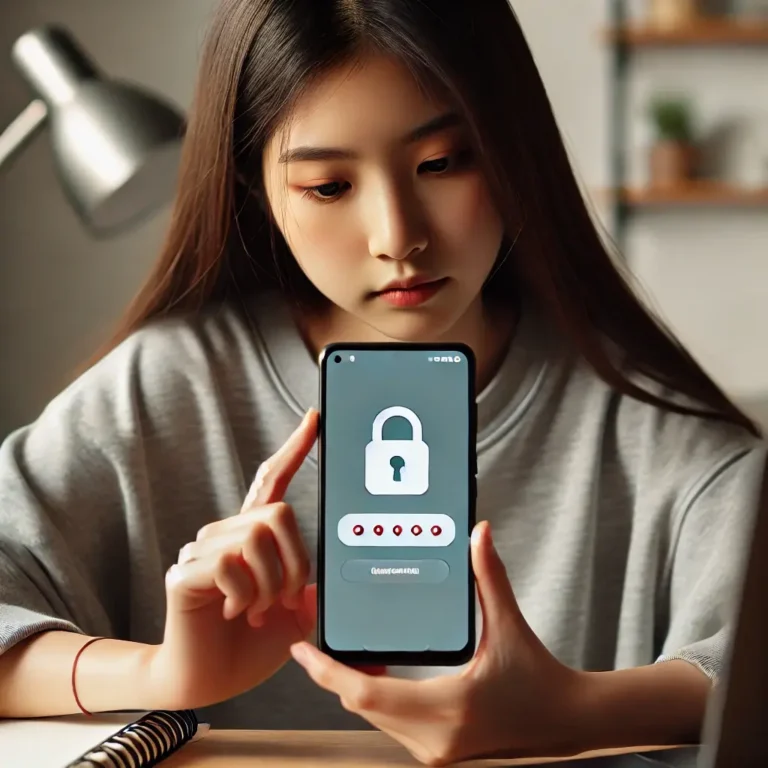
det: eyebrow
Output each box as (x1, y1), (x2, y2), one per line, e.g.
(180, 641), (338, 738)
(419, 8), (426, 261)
(277, 111), (463, 164)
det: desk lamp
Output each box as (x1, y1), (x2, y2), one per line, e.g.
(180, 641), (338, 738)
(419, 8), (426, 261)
(0, 25), (185, 235)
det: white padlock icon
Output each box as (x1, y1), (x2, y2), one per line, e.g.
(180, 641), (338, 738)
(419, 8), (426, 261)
(365, 406), (429, 495)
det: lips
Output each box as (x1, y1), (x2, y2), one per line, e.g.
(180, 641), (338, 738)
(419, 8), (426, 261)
(378, 275), (440, 293)
(373, 277), (449, 308)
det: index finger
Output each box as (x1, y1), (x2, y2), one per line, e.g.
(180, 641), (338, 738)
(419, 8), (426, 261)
(243, 408), (319, 510)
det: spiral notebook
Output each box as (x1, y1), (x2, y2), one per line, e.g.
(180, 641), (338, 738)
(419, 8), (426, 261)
(0, 709), (209, 768)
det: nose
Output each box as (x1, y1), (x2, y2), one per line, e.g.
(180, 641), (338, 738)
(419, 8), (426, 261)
(367, 183), (429, 261)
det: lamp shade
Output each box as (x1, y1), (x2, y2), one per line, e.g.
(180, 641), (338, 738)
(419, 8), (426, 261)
(11, 26), (185, 234)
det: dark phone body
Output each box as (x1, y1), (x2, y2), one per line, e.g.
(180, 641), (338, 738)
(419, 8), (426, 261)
(317, 342), (477, 666)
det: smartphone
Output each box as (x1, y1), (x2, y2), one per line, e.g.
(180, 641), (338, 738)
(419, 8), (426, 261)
(317, 342), (477, 666)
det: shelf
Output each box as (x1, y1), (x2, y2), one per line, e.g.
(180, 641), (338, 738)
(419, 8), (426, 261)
(615, 182), (768, 207)
(606, 18), (768, 46)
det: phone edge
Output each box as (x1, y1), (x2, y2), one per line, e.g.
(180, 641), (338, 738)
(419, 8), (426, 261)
(316, 341), (477, 667)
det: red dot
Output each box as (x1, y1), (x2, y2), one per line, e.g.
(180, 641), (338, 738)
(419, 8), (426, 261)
(374, 525), (384, 536)
(353, 524), (364, 536)
(411, 524), (422, 536)
(431, 525), (442, 536)
(393, 525), (403, 536)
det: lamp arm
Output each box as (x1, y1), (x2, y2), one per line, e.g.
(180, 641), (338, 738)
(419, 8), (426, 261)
(0, 99), (48, 172)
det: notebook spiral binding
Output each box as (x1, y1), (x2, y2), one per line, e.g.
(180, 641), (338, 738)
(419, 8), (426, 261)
(66, 710), (199, 768)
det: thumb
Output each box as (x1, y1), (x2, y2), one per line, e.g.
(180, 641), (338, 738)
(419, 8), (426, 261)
(471, 521), (522, 641)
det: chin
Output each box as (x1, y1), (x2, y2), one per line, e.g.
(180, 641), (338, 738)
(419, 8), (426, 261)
(365, 306), (466, 343)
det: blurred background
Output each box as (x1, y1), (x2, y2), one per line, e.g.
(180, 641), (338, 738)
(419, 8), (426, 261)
(0, 0), (766, 438)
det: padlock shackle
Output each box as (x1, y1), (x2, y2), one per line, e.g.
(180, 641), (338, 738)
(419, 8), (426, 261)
(371, 406), (423, 442)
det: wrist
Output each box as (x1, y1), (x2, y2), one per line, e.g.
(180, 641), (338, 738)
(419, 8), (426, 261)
(488, 664), (593, 760)
(75, 638), (163, 712)
(567, 661), (710, 752)
(544, 667), (599, 757)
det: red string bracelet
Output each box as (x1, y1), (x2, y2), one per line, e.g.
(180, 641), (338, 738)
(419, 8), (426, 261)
(71, 636), (107, 716)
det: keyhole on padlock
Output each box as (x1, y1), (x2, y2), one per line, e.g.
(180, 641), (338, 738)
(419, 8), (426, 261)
(390, 455), (405, 482)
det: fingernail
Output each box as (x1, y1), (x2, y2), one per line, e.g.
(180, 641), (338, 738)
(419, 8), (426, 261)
(471, 521), (487, 546)
(165, 564), (182, 586)
(290, 643), (308, 664)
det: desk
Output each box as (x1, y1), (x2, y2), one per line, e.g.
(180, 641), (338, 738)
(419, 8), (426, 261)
(163, 730), (686, 766)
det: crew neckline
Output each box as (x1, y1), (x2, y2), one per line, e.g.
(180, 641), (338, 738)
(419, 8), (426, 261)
(245, 291), (552, 454)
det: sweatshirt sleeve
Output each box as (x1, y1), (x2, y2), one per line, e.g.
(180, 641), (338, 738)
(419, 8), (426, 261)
(0, 308), (252, 657)
(656, 443), (765, 680)
(0, 381), (134, 654)
(0, 317), (192, 656)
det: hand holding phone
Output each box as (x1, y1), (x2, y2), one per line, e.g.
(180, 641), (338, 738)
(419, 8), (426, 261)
(318, 343), (477, 666)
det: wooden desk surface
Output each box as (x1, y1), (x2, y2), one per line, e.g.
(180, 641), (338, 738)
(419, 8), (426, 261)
(163, 730), (684, 767)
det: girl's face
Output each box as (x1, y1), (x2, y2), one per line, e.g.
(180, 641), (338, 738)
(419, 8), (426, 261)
(262, 51), (504, 342)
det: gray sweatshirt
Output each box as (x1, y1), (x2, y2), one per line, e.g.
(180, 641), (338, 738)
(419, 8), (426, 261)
(0, 292), (763, 729)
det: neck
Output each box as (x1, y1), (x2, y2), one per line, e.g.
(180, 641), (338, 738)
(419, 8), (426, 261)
(295, 296), (516, 392)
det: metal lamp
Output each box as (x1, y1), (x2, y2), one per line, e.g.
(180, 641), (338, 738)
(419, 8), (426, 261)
(0, 25), (185, 235)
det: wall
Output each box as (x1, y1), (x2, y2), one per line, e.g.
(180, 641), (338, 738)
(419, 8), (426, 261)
(1, 0), (767, 435)
(512, 0), (768, 428)
(0, 0), (216, 437)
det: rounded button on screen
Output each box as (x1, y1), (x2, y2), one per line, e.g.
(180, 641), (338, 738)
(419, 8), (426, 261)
(341, 559), (449, 584)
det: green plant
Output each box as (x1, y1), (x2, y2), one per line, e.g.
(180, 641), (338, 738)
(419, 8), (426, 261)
(648, 96), (694, 143)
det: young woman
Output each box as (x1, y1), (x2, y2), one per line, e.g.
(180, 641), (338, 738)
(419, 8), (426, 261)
(0, 0), (763, 764)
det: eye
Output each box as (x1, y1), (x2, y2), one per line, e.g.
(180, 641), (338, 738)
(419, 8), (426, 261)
(418, 148), (473, 175)
(302, 181), (349, 203)
(419, 156), (450, 174)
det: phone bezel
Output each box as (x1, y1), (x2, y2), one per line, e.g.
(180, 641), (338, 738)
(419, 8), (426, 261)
(317, 341), (477, 666)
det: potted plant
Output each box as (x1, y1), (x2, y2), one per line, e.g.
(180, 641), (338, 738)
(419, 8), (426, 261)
(648, 0), (699, 29)
(648, 96), (697, 187)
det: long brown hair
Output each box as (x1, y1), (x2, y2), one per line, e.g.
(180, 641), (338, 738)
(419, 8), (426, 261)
(84, 0), (759, 436)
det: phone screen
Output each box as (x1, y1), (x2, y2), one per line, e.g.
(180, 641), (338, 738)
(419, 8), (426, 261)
(318, 344), (476, 664)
